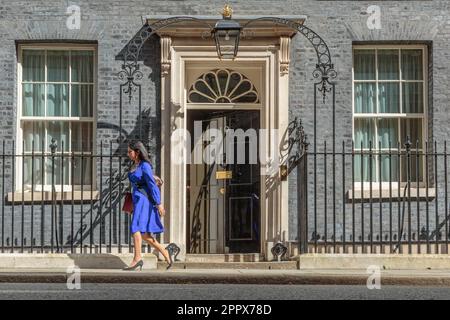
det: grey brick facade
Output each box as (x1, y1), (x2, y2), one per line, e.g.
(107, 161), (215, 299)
(0, 0), (449, 251)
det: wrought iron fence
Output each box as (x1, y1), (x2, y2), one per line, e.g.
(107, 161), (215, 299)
(296, 136), (449, 255)
(0, 139), (157, 254)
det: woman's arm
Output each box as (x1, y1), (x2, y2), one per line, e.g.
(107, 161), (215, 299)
(141, 162), (162, 206)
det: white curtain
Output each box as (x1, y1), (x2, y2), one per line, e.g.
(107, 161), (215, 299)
(354, 50), (375, 80)
(378, 119), (399, 182)
(71, 122), (93, 185)
(47, 51), (69, 82)
(354, 83), (375, 113)
(23, 122), (45, 152)
(47, 84), (69, 116)
(22, 50), (45, 116)
(402, 49), (423, 80)
(22, 50), (45, 82)
(71, 122), (92, 152)
(378, 119), (398, 149)
(71, 84), (93, 117)
(403, 82), (423, 113)
(23, 84), (45, 116)
(71, 51), (93, 83)
(378, 50), (399, 80)
(354, 119), (375, 149)
(378, 83), (399, 113)
(47, 121), (69, 151)
(401, 119), (422, 148)
(378, 50), (400, 113)
(354, 119), (375, 182)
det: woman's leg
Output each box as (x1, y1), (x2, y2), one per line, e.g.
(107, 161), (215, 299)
(131, 232), (143, 264)
(142, 233), (171, 263)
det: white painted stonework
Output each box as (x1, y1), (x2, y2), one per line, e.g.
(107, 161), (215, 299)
(151, 17), (304, 261)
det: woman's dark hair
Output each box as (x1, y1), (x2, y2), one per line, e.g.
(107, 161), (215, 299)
(128, 141), (152, 164)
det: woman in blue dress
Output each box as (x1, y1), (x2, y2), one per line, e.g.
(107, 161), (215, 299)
(124, 141), (173, 270)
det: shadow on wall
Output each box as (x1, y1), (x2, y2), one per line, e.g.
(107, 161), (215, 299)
(67, 254), (128, 269)
(69, 34), (162, 247)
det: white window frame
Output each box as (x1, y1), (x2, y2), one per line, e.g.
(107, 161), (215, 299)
(352, 44), (428, 190)
(16, 43), (97, 192)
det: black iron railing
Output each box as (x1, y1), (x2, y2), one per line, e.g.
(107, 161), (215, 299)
(296, 136), (449, 255)
(0, 139), (153, 254)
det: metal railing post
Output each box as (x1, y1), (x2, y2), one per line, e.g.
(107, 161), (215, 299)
(298, 140), (309, 255)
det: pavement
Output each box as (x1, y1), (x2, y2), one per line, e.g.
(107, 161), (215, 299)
(3, 283), (450, 300)
(1, 268), (450, 286)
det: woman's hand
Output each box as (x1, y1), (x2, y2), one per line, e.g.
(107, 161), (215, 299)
(153, 175), (164, 187)
(157, 204), (165, 217)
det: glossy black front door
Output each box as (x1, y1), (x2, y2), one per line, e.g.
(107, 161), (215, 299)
(187, 110), (260, 254)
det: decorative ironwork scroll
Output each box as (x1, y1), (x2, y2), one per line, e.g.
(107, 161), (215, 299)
(242, 17), (337, 103)
(120, 16), (336, 103)
(271, 241), (288, 261)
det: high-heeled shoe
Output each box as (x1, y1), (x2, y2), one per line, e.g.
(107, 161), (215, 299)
(166, 254), (173, 270)
(123, 260), (143, 271)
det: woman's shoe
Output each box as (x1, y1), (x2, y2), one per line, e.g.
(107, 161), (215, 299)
(166, 253), (173, 270)
(123, 260), (143, 271)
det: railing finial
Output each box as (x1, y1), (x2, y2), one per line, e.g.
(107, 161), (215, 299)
(50, 138), (58, 154)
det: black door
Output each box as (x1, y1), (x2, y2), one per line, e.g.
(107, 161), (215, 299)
(187, 110), (260, 254)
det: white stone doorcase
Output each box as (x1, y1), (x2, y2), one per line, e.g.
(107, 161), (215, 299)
(151, 16), (305, 260)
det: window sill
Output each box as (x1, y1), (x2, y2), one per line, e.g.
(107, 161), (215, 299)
(347, 188), (436, 201)
(6, 191), (100, 204)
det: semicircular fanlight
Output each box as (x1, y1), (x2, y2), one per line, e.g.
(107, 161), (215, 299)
(188, 69), (260, 104)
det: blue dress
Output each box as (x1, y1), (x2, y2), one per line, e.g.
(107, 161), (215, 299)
(128, 161), (164, 235)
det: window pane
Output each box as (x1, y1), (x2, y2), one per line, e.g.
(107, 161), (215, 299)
(22, 84), (45, 116)
(188, 92), (214, 103)
(378, 82), (399, 113)
(402, 82), (424, 113)
(71, 85), (93, 117)
(354, 83), (376, 113)
(71, 51), (94, 83)
(354, 50), (376, 80)
(24, 157), (43, 187)
(354, 118), (375, 149)
(47, 121), (70, 152)
(45, 157), (70, 186)
(73, 156), (92, 185)
(22, 50), (45, 82)
(47, 84), (69, 116)
(380, 155), (399, 182)
(402, 49), (423, 80)
(47, 51), (69, 82)
(71, 122), (93, 152)
(401, 154), (424, 182)
(378, 49), (399, 80)
(401, 119), (423, 148)
(23, 122), (45, 152)
(354, 154), (376, 182)
(378, 119), (398, 149)
(217, 69), (228, 96)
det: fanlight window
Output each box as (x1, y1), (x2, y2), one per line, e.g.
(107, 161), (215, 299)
(188, 69), (259, 104)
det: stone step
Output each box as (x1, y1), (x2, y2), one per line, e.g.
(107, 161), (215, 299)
(184, 253), (263, 263)
(156, 261), (298, 270)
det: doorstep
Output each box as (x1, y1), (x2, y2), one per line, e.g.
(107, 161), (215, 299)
(156, 261), (298, 270)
